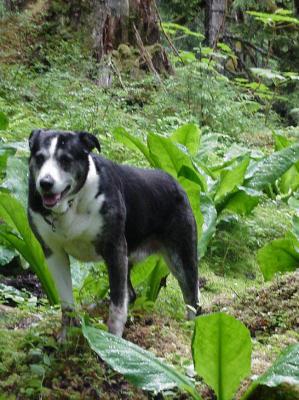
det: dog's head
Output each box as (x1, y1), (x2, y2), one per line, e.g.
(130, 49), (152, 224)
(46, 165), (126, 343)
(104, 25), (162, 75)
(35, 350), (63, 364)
(29, 129), (101, 212)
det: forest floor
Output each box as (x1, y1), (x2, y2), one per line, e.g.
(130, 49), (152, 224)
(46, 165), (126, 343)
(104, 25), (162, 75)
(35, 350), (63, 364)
(0, 263), (298, 399)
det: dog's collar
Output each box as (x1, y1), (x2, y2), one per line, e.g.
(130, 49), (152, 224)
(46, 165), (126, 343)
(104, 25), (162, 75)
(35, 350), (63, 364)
(43, 198), (74, 232)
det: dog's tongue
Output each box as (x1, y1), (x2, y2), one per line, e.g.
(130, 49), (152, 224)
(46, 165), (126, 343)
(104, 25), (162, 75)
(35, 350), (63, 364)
(43, 193), (61, 207)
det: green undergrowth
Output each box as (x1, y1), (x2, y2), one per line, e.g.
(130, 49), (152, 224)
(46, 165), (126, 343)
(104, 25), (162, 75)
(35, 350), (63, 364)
(0, 269), (298, 399)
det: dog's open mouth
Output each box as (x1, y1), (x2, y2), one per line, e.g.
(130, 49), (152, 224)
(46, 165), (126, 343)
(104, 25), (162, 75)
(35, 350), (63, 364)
(42, 185), (71, 207)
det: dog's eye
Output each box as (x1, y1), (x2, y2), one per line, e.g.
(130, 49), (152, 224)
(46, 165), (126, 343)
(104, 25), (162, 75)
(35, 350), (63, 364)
(59, 155), (72, 166)
(35, 154), (45, 165)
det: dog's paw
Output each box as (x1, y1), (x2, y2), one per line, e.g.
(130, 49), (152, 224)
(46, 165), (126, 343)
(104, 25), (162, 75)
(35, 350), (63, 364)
(186, 304), (202, 320)
(107, 318), (125, 337)
(107, 303), (127, 337)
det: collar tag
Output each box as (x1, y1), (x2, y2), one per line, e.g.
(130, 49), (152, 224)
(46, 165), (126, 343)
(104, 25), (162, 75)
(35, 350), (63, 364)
(51, 218), (56, 232)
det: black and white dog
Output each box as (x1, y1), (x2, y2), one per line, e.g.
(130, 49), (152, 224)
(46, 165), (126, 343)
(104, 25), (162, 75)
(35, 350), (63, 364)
(28, 129), (200, 337)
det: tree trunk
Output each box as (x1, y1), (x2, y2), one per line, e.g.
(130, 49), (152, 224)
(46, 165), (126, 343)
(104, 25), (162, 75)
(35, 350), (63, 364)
(88, 0), (173, 86)
(205, 0), (226, 48)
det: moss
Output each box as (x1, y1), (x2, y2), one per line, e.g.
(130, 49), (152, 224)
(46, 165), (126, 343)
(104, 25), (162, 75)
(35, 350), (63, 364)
(118, 44), (132, 58)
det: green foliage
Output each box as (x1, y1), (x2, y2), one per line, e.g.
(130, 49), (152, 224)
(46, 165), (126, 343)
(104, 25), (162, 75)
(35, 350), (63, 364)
(0, 282), (39, 308)
(273, 133), (299, 196)
(192, 312), (252, 400)
(247, 10), (299, 27)
(242, 343), (299, 399)
(81, 316), (202, 399)
(159, 0), (203, 22)
(75, 261), (109, 305)
(244, 141), (299, 192)
(162, 22), (204, 39)
(258, 215), (299, 280)
(0, 194), (58, 305)
(1, 154), (28, 207)
(0, 111), (9, 130)
(197, 193), (217, 259)
(82, 311), (299, 400)
(113, 124), (299, 264)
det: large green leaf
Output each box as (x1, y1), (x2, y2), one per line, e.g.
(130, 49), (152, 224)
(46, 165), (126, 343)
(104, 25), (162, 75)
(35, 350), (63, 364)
(257, 236), (299, 281)
(81, 318), (202, 399)
(274, 133), (291, 151)
(131, 255), (169, 302)
(179, 177), (203, 242)
(130, 255), (160, 288)
(214, 155), (250, 204)
(198, 193), (217, 259)
(171, 124), (200, 156)
(274, 133), (299, 194)
(0, 194), (59, 304)
(192, 312), (252, 400)
(0, 243), (15, 266)
(245, 143), (299, 191)
(242, 343), (299, 399)
(1, 155), (28, 207)
(178, 165), (207, 192)
(288, 196), (299, 211)
(144, 258), (169, 302)
(113, 127), (153, 165)
(221, 186), (261, 215)
(147, 132), (193, 176)
(0, 146), (16, 175)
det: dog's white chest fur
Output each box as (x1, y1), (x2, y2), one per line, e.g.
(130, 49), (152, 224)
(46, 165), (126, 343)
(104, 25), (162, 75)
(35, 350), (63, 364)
(51, 198), (104, 261)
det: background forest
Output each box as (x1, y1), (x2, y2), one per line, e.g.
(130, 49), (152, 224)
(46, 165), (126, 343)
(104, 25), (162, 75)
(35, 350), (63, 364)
(0, 0), (298, 399)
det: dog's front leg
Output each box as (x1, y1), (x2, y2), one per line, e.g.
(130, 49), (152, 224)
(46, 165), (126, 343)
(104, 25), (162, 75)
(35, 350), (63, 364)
(46, 250), (77, 340)
(103, 236), (128, 337)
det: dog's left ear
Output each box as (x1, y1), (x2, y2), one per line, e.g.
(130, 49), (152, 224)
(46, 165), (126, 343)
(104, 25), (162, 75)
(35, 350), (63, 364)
(77, 131), (101, 153)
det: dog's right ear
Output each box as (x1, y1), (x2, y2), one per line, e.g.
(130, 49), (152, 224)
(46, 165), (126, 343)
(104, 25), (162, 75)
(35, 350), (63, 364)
(29, 129), (41, 152)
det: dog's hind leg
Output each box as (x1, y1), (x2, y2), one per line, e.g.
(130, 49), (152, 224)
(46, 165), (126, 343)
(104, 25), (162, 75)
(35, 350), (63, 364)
(164, 246), (200, 319)
(162, 213), (200, 319)
(127, 262), (136, 304)
(102, 235), (129, 337)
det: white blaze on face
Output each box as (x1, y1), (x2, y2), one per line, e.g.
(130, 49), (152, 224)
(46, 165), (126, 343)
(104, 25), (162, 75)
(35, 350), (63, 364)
(36, 136), (74, 212)
(37, 137), (59, 191)
(37, 137), (71, 195)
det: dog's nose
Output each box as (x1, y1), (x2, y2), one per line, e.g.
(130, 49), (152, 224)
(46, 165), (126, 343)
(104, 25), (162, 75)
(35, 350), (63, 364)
(40, 175), (54, 192)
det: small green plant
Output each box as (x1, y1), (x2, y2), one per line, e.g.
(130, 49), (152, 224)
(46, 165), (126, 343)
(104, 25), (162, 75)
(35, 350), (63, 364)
(258, 214), (299, 280)
(0, 194), (58, 305)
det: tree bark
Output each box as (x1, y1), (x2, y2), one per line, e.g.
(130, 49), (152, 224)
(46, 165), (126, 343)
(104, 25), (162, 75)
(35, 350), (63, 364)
(205, 0), (226, 48)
